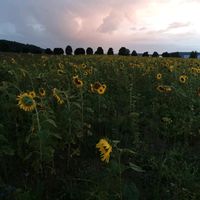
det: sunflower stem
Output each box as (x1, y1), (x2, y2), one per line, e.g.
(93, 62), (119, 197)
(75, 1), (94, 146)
(35, 106), (43, 173)
(119, 151), (122, 200)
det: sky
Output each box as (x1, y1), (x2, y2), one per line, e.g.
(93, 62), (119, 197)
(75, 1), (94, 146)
(1, 0), (200, 53)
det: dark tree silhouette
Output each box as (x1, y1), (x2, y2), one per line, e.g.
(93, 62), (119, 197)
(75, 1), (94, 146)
(118, 47), (130, 56)
(74, 48), (85, 55)
(152, 51), (159, 57)
(189, 51), (198, 58)
(22, 46), (29, 53)
(0, 42), (9, 52)
(142, 52), (149, 57)
(95, 47), (104, 55)
(162, 52), (170, 57)
(65, 45), (73, 55)
(53, 48), (64, 55)
(0, 40), (43, 53)
(86, 47), (93, 55)
(131, 50), (138, 56)
(45, 48), (53, 54)
(170, 52), (181, 58)
(107, 48), (114, 55)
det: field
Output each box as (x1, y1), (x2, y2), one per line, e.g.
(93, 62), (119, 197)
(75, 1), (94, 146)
(0, 53), (200, 199)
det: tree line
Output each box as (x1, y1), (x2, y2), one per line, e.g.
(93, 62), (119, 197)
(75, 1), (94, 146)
(0, 40), (198, 58)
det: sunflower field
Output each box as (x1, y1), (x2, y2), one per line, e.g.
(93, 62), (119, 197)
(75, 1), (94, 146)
(0, 53), (200, 200)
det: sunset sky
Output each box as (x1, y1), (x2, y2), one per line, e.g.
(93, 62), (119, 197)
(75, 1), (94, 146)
(1, 0), (200, 53)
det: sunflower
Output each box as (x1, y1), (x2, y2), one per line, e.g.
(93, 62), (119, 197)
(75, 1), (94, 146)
(52, 88), (64, 104)
(72, 75), (83, 88)
(96, 138), (112, 163)
(90, 84), (95, 93)
(179, 75), (188, 83)
(58, 63), (64, 69)
(57, 69), (65, 75)
(156, 85), (172, 93)
(29, 91), (36, 98)
(156, 85), (165, 93)
(97, 84), (107, 95)
(81, 63), (87, 69)
(156, 73), (162, 80)
(17, 92), (36, 112)
(39, 88), (46, 97)
(92, 82), (101, 91)
(164, 86), (172, 93)
(168, 65), (174, 72)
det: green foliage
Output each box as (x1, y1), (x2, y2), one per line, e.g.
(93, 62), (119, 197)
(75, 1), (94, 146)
(0, 54), (199, 199)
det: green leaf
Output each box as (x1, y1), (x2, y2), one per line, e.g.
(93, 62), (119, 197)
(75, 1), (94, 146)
(43, 119), (57, 127)
(122, 148), (136, 155)
(128, 162), (145, 172)
(122, 181), (139, 200)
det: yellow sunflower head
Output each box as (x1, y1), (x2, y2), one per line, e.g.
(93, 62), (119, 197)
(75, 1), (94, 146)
(179, 75), (188, 83)
(156, 85), (165, 93)
(17, 92), (36, 112)
(39, 88), (46, 97)
(156, 85), (172, 93)
(156, 73), (162, 80)
(72, 75), (83, 88)
(96, 138), (112, 163)
(52, 88), (64, 104)
(97, 86), (106, 95)
(81, 63), (87, 69)
(168, 65), (174, 72)
(28, 91), (36, 98)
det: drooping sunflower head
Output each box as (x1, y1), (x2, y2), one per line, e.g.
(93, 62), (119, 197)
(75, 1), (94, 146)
(52, 88), (64, 104)
(156, 85), (172, 93)
(39, 88), (46, 97)
(179, 75), (188, 83)
(58, 63), (64, 69)
(57, 69), (65, 75)
(168, 65), (174, 72)
(72, 75), (83, 88)
(156, 73), (162, 80)
(156, 85), (165, 93)
(17, 92), (36, 112)
(96, 138), (112, 163)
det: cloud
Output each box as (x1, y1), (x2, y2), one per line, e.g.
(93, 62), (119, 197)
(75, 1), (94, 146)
(168, 22), (191, 29)
(97, 11), (123, 33)
(0, 0), (200, 52)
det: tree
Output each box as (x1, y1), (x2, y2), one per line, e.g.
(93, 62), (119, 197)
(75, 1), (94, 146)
(142, 52), (149, 57)
(65, 45), (73, 55)
(53, 48), (64, 55)
(189, 51), (198, 58)
(0, 42), (9, 52)
(162, 52), (170, 57)
(170, 52), (181, 58)
(152, 51), (159, 57)
(131, 50), (137, 56)
(45, 48), (53, 54)
(86, 47), (93, 55)
(95, 47), (104, 55)
(118, 47), (130, 56)
(74, 48), (85, 55)
(107, 48), (114, 55)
